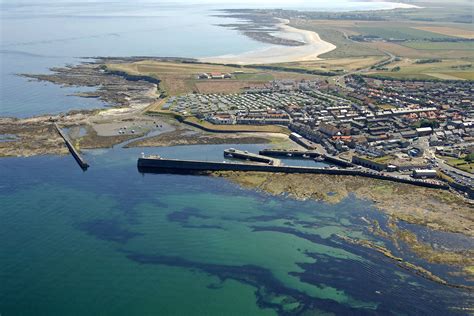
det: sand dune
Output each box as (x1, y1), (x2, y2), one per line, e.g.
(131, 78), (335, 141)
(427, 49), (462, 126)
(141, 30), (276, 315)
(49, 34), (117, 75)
(200, 19), (336, 65)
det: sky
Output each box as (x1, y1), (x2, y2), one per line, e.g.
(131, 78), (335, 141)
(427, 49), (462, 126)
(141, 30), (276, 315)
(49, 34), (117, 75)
(0, 0), (419, 7)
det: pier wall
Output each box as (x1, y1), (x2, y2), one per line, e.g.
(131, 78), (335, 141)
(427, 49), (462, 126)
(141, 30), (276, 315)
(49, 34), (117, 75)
(138, 158), (449, 190)
(322, 155), (354, 168)
(450, 182), (474, 199)
(182, 119), (289, 134)
(54, 123), (89, 170)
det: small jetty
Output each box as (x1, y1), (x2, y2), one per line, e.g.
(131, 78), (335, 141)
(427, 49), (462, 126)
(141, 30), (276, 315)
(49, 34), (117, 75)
(224, 148), (279, 165)
(321, 155), (354, 168)
(258, 149), (353, 168)
(54, 123), (89, 170)
(258, 149), (321, 159)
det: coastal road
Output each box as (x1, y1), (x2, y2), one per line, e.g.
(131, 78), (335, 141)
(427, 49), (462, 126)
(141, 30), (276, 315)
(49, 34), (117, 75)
(417, 137), (473, 181)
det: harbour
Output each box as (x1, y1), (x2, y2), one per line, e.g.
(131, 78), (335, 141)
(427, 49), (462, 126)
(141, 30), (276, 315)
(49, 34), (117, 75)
(258, 148), (321, 158)
(137, 155), (449, 190)
(224, 148), (280, 165)
(1, 0), (473, 314)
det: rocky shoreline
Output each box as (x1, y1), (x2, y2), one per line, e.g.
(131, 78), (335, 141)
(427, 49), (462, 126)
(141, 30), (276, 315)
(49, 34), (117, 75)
(22, 60), (159, 109)
(212, 171), (474, 237)
(211, 171), (474, 287)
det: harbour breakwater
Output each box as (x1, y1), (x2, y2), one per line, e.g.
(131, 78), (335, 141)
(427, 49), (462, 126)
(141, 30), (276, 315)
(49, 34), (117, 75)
(137, 157), (449, 190)
(54, 123), (89, 170)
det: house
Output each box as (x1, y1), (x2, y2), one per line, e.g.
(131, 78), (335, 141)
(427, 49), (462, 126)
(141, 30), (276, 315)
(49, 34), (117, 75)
(208, 114), (234, 125)
(210, 72), (225, 79)
(319, 122), (340, 136)
(416, 127), (433, 136)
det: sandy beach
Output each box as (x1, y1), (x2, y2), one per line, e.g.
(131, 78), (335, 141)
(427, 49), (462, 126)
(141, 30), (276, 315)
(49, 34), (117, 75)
(200, 19), (336, 65)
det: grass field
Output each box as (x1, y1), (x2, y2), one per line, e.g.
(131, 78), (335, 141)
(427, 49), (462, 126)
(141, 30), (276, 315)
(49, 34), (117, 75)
(372, 155), (395, 164)
(106, 60), (321, 96)
(183, 117), (290, 134)
(193, 80), (265, 94)
(355, 26), (454, 40)
(444, 157), (474, 174)
(367, 73), (441, 80)
(365, 40), (473, 59)
(234, 73), (274, 81)
(413, 26), (474, 39)
(271, 56), (385, 73)
(401, 41), (474, 51)
(446, 72), (474, 80)
(367, 57), (474, 80)
(106, 61), (253, 95)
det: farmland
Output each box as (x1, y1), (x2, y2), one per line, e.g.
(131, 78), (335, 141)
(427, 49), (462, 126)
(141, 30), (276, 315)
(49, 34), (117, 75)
(413, 26), (474, 39)
(289, 18), (473, 62)
(366, 41), (472, 59)
(106, 61), (252, 95)
(401, 41), (474, 51)
(268, 56), (386, 73)
(106, 60), (319, 96)
(366, 58), (474, 80)
(354, 26), (455, 40)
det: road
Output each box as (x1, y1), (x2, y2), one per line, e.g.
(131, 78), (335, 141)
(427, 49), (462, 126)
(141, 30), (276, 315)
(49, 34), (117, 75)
(333, 32), (397, 90)
(416, 137), (473, 187)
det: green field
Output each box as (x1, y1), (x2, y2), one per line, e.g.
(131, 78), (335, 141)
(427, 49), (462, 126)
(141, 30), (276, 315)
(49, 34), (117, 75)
(366, 73), (443, 80)
(401, 41), (474, 50)
(448, 72), (474, 80)
(234, 73), (274, 81)
(355, 26), (455, 40)
(367, 57), (474, 81)
(445, 157), (474, 174)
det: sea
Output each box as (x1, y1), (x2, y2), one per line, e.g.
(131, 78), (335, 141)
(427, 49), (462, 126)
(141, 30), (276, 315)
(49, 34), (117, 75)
(1, 1), (473, 315)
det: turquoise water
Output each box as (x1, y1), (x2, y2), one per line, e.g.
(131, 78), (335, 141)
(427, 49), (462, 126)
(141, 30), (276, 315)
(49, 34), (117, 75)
(1, 144), (473, 315)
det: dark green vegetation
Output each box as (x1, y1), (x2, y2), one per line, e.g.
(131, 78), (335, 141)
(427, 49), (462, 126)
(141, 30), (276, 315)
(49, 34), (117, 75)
(415, 59), (442, 64)
(413, 119), (440, 129)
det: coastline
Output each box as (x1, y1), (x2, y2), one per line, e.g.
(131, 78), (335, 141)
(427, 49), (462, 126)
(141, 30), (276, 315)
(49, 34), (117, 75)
(213, 171), (474, 237)
(199, 19), (336, 65)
